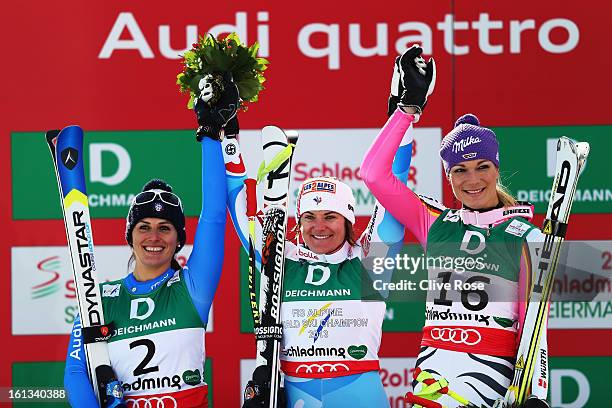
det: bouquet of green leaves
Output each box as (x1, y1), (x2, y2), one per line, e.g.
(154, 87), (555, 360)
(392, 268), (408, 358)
(177, 33), (268, 109)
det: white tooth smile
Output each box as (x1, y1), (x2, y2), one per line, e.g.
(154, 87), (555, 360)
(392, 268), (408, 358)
(144, 246), (163, 252)
(313, 235), (331, 240)
(465, 188), (484, 194)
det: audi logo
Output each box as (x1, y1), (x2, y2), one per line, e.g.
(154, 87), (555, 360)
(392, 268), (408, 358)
(431, 327), (482, 346)
(295, 363), (350, 373)
(126, 396), (178, 408)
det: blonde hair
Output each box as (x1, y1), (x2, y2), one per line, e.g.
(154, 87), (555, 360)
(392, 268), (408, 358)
(447, 164), (518, 209)
(496, 182), (518, 208)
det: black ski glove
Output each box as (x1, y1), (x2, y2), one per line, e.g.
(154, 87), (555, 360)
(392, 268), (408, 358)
(194, 72), (239, 141)
(395, 44), (436, 114)
(387, 53), (404, 116)
(242, 366), (287, 408)
(225, 115), (240, 137)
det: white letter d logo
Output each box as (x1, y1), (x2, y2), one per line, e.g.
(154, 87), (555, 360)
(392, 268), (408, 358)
(90, 143), (131, 186)
(130, 298), (155, 320)
(305, 265), (331, 286)
(460, 230), (486, 255)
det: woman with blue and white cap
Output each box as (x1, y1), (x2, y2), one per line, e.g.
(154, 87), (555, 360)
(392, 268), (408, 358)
(361, 45), (550, 407)
(225, 138), (415, 406)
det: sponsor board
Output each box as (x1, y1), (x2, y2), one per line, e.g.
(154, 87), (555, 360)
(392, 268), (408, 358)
(548, 240), (612, 329)
(241, 240), (612, 332)
(9, 357), (609, 408)
(548, 356), (610, 408)
(12, 130), (198, 220)
(12, 128), (441, 220)
(241, 356), (611, 407)
(2, 3), (609, 132)
(11, 362), (67, 407)
(239, 358), (416, 403)
(238, 128), (442, 218)
(494, 126), (610, 213)
(379, 358), (418, 407)
(12, 359), (213, 408)
(96, 10), (580, 66)
(11, 245), (213, 335)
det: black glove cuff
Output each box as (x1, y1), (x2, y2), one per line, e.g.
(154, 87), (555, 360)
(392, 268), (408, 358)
(196, 126), (223, 142)
(397, 103), (423, 115)
(388, 95), (401, 117)
(399, 89), (427, 112)
(225, 115), (240, 136)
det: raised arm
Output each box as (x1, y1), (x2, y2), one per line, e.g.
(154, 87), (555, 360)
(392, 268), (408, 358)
(222, 136), (262, 271)
(183, 75), (238, 324)
(361, 110), (443, 248)
(361, 45), (441, 249)
(359, 123), (414, 295)
(183, 137), (227, 324)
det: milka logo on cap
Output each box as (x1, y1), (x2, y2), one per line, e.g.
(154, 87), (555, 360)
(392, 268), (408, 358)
(301, 180), (336, 195)
(453, 136), (481, 153)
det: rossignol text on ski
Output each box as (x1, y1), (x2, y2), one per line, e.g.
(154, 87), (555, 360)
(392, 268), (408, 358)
(246, 126), (298, 408)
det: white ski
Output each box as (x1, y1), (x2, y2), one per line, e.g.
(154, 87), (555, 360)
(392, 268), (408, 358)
(251, 126), (297, 408)
(504, 137), (589, 406)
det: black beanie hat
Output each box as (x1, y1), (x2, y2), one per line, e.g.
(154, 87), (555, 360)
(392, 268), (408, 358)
(125, 179), (186, 252)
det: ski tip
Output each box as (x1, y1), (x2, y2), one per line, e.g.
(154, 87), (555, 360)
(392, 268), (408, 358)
(261, 125), (287, 139)
(59, 125), (84, 137)
(575, 141), (590, 159)
(286, 130), (299, 145)
(261, 126), (299, 146)
(559, 136), (590, 168)
(576, 142), (590, 174)
(45, 130), (61, 160)
(45, 129), (60, 145)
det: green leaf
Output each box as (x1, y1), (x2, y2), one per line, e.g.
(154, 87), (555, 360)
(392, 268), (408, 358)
(493, 316), (515, 328)
(176, 31), (269, 109)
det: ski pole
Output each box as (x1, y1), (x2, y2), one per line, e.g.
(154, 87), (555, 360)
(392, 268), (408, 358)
(405, 393), (444, 408)
(406, 368), (479, 408)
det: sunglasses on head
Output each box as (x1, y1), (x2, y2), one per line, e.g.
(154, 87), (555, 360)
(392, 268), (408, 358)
(133, 189), (182, 208)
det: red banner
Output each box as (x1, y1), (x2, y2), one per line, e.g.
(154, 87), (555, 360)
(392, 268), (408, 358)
(2, 1), (611, 406)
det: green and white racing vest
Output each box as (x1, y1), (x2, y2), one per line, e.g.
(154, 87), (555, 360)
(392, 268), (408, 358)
(101, 269), (208, 406)
(280, 241), (385, 378)
(422, 209), (541, 356)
